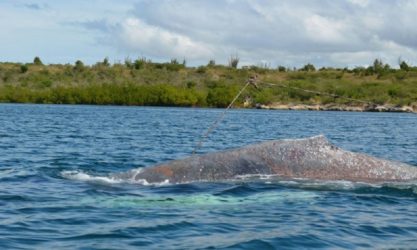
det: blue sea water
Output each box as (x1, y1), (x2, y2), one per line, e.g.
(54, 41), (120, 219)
(1, 104), (417, 249)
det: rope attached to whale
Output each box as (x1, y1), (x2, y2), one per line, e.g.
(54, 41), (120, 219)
(192, 80), (251, 154)
(192, 76), (414, 154)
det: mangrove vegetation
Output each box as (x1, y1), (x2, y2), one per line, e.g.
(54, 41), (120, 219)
(0, 57), (417, 109)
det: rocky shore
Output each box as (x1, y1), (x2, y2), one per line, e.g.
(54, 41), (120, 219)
(256, 103), (417, 113)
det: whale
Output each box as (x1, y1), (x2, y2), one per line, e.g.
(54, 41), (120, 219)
(122, 135), (417, 184)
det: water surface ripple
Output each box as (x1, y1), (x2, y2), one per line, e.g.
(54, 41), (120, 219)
(1, 104), (417, 249)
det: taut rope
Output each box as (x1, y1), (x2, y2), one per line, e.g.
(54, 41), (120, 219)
(192, 77), (414, 154)
(192, 80), (252, 154)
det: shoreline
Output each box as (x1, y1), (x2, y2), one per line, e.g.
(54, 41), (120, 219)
(1, 102), (416, 113)
(255, 103), (417, 113)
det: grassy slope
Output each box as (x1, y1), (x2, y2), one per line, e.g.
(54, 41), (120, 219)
(0, 61), (416, 108)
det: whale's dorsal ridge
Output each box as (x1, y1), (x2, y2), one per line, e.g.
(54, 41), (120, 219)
(273, 135), (334, 149)
(275, 134), (331, 146)
(307, 134), (334, 147)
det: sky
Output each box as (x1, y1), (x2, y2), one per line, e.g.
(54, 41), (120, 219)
(1, 0), (417, 68)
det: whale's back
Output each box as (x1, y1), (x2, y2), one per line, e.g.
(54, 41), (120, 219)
(133, 135), (417, 184)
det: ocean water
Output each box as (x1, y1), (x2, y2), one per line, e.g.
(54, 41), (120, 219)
(1, 104), (417, 249)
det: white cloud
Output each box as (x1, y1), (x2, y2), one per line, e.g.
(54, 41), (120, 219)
(118, 18), (213, 59)
(2, 0), (417, 67)
(347, 0), (370, 7)
(120, 0), (417, 67)
(304, 15), (347, 44)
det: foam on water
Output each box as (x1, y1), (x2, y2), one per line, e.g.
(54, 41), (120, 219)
(61, 170), (171, 186)
(62, 170), (417, 195)
(61, 170), (124, 184)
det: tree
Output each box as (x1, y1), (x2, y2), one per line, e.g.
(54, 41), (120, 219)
(372, 59), (384, 73)
(20, 64), (29, 73)
(399, 60), (410, 71)
(370, 58), (391, 77)
(124, 57), (133, 68)
(102, 57), (110, 67)
(74, 60), (85, 71)
(277, 66), (286, 72)
(208, 59), (216, 67)
(228, 54), (239, 69)
(33, 56), (43, 65)
(300, 63), (316, 72)
(134, 59), (145, 70)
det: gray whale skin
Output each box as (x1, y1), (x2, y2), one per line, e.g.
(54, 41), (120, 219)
(130, 135), (417, 184)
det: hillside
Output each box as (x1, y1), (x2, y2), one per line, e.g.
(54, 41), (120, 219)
(1, 58), (417, 111)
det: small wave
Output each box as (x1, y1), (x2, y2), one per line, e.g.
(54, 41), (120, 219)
(214, 184), (257, 196)
(61, 170), (123, 185)
(0, 168), (37, 180)
(61, 170), (417, 196)
(0, 194), (32, 202)
(60, 170), (170, 186)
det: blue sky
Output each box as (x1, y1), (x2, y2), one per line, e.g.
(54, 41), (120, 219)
(1, 0), (417, 68)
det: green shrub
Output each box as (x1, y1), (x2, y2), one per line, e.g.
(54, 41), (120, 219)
(20, 64), (29, 73)
(74, 60), (85, 71)
(228, 54), (239, 69)
(400, 60), (410, 71)
(1, 59), (417, 109)
(277, 66), (286, 72)
(196, 66), (206, 74)
(134, 58), (146, 70)
(207, 59), (216, 67)
(254, 89), (274, 104)
(300, 63), (316, 72)
(206, 84), (239, 107)
(33, 57), (43, 65)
